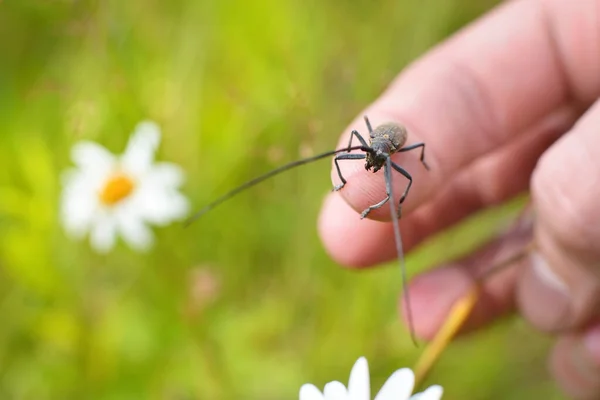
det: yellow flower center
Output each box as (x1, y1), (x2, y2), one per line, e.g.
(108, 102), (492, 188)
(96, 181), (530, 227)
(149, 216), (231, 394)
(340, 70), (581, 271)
(99, 173), (135, 206)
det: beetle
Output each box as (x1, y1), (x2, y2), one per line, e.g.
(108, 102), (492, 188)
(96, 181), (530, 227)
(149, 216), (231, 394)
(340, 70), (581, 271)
(186, 115), (430, 344)
(332, 115), (429, 219)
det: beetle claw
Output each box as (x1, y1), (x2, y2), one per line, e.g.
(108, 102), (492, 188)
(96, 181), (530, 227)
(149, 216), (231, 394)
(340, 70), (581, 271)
(333, 183), (345, 191)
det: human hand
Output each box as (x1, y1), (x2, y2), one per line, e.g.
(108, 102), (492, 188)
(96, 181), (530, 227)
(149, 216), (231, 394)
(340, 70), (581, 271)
(317, 0), (600, 398)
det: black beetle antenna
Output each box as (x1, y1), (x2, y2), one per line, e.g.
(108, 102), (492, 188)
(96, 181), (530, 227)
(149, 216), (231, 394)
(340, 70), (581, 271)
(364, 115), (374, 136)
(385, 156), (417, 346)
(185, 145), (371, 226)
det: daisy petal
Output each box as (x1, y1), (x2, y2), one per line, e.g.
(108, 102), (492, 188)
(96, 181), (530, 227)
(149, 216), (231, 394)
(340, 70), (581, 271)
(409, 385), (443, 400)
(71, 141), (115, 174)
(300, 384), (325, 400)
(134, 187), (190, 225)
(323, 381), (348, 400)
(116, 210), (154, 251)
(347, 357), (370, 400)
(374, 368), (415, 400)
(134, 162), (189, 224)
(162, 191), (190, 220)
(90, 216), (117, 253)
(146, 162), (186, 188)
(60, 175), (98, 238)
(121, 120), (161, 176)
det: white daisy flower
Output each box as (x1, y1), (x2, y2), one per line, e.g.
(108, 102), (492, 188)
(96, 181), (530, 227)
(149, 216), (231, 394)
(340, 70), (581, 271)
(299, 357), (443, 400)
(60, 121), (190, 253)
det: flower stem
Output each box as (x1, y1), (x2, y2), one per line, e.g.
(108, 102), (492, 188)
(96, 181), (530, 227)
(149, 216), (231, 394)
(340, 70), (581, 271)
(413, 241), (535, 386)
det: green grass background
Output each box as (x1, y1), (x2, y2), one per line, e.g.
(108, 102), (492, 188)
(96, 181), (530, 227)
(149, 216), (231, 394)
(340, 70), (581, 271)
(0, 0), (565, 399)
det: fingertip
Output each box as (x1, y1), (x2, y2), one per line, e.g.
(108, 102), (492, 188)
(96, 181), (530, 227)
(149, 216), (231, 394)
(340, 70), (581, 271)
(516, 251), (572, 332)
(550, 326), (600, 400)
(400, 266), (472, 340)
(517, 228), (600, 334)
(317, 192), (387, 267)
(330, 110), (433, 222)
(328, 142), (391, 222)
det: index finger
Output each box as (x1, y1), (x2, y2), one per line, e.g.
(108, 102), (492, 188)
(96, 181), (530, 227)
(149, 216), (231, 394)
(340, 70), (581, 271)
(326, 0), (598, 222)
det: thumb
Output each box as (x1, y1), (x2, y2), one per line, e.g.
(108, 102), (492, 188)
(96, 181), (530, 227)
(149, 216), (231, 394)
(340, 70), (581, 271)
(518, 99), (600, 333)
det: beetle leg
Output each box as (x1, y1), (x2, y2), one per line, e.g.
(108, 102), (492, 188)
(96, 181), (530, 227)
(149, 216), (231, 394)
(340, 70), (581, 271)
(390, 162), (413, 218)
(398, 142), (430, 171)
(333, 153), (366, 191)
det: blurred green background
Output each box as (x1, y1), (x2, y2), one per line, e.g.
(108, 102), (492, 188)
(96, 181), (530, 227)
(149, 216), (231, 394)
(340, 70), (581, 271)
(0, 0), (564, 399)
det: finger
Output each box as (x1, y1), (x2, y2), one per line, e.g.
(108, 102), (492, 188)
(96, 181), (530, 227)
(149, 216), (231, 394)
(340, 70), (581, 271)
(517, 99), (600, 333)
(398, 210), (533, 340)
(328, 0), (599, 222)
(549, 323), (600, 400)
(319, 105), (574, 267)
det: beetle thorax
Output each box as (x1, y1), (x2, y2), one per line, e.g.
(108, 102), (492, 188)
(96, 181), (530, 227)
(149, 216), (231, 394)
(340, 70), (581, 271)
(365, 123), (408, 173)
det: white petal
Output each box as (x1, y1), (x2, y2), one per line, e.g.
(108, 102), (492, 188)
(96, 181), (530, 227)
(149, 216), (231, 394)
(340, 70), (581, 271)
(89, 215), (117, 253)
(121, 120), (161, 176)
(61, 187), (97, 238)
(347, 357), (370, 400)
(300, 384), (325, 400)
(374, 368), (415, 400)
(71, 141), (115, 174)
(134, 188), (190, 225)
(409, 385), (443, 400)
(134, 165), (190, 225)
(66, 144), (116, 199)
(323, 381), (348, 400)
(146, 162), (186, 188)
(114, 207), (154, 252)
(60, 169), (102, 237)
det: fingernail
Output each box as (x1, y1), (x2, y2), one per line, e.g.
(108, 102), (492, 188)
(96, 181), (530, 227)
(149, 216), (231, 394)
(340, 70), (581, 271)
(519, 252), (571, 331)
(514, 204), (535, 233)
(531, 252), (569, 294)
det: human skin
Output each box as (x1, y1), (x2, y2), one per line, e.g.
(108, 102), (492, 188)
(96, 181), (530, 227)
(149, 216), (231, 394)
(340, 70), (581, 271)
(317, 0), (600, 398)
